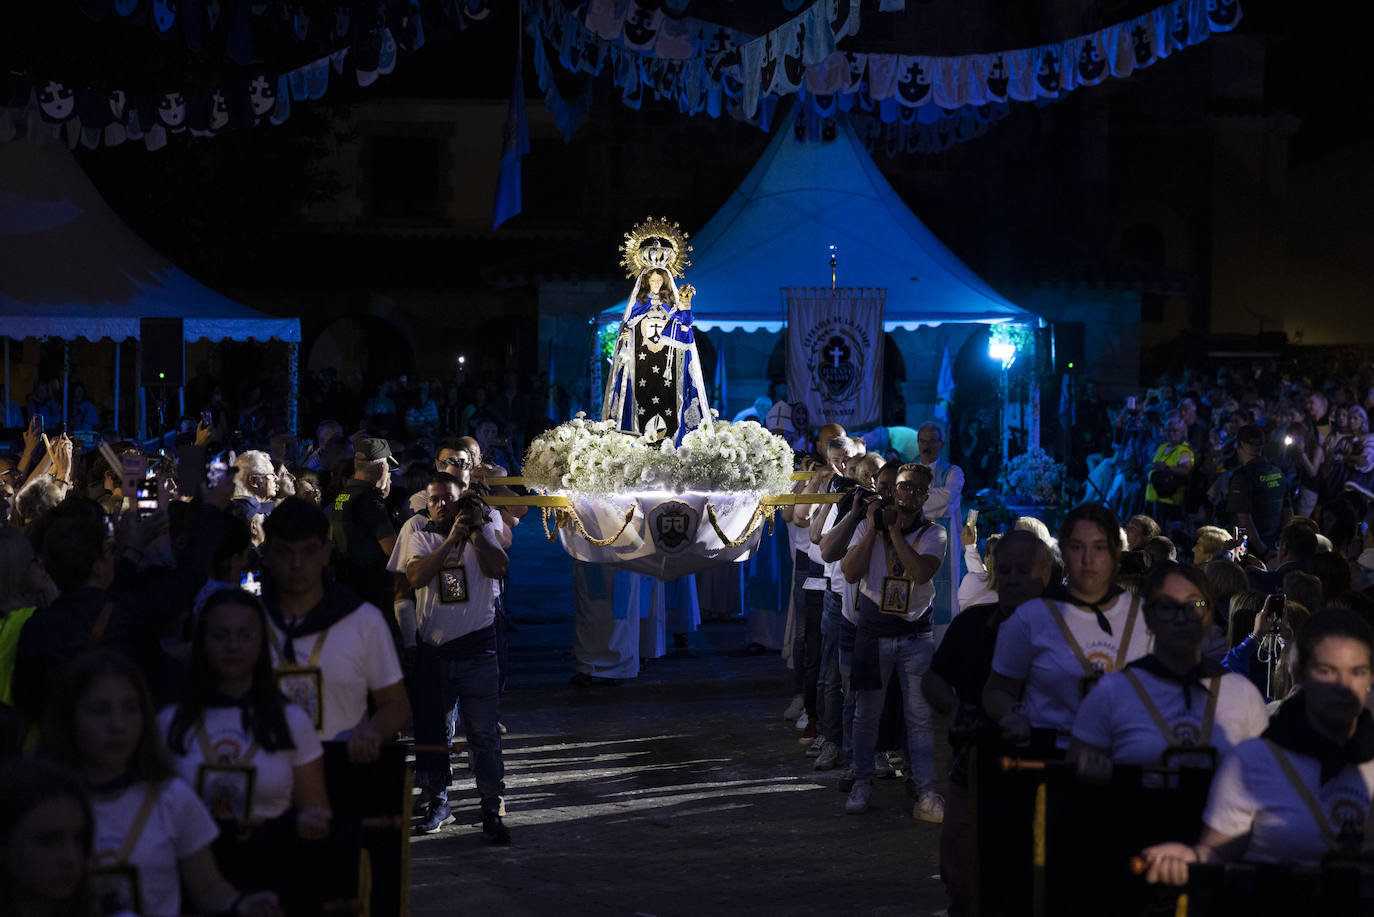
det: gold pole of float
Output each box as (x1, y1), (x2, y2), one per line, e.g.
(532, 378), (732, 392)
(1032, 781), (1047, 917)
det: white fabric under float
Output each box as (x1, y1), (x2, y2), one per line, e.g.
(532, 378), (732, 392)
(550, 490), (773, 580)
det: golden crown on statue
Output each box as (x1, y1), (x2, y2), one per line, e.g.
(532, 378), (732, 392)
(621, 216), (692, 279)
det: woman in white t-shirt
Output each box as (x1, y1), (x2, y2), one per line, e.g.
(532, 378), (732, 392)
(1071, 563), (1268, 776)
(985, 503), (1152, 747)
(1141, 608), (1374, 884)
(160, 589), (330, 887)
(38, 650), (280, 917)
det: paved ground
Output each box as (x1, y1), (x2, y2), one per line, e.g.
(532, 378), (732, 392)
(408, 521), (952, 917)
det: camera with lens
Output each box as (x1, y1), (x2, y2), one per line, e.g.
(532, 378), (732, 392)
(455, 492), (493, 528)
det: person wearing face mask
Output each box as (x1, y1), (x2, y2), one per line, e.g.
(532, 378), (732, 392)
(839, 463), (947, 821)
(923, 531), (1053, 916)
(1140, 608), (1374, 882)
(984, 503), (1152, 750)
(1070, 563), (1268, 778)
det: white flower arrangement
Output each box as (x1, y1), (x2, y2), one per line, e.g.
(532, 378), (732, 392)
(522, 415), (793, 495)
(998, 446), (1065, 505)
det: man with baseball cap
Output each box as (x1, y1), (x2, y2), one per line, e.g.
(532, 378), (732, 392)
(330, 438), (400, 616)
(1226, 424), (1288, 559)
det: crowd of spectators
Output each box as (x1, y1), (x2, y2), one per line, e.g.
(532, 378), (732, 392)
(4, 354), (1374, 915)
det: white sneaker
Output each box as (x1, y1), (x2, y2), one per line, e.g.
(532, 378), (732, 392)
(795, 712), (810, 731)
(814, 742), (841, 771)
(782, 694), (805, 720)
(804, 734), (826, 756)
(844, 779), (871, 814)
(914, 790), (945, 824)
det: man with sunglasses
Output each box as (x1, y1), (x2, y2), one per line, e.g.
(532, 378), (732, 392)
(840, 463), (947, 822)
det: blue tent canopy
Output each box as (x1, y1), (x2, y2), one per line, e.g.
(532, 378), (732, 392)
(603, 113), (1035, 332)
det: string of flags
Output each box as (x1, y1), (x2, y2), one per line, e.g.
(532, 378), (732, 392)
(1, 0), (495, 150)
(527, 0), (1242, 148)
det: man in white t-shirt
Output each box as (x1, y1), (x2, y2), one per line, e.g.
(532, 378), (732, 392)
(840, 462), (947, 822)
(261, 499), (409, 757)
(915, 423), (964, 642)
(388, 470), (511, 842)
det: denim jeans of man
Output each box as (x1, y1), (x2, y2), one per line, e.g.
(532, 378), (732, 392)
(851, 632), (936, 792)
(818, 591), (845, 748)
(837, 617), (857, 758)
(414, 643), (505, 814)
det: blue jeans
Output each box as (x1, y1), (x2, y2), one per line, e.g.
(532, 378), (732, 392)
(851, 632), (936, 793)
(818, 592), (844, 747)
(414, 643), (504, 814)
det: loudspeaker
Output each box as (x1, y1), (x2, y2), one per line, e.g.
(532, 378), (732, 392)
(140, 318), (184, 386)
(1052, 322), (1085, 374)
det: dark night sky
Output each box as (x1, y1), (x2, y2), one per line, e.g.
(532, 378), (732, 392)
(7, 1), (1370, 311)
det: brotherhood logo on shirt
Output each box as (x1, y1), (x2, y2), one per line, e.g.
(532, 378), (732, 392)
(1171, 721), (1203, 747)
(648, 500), (699, 553)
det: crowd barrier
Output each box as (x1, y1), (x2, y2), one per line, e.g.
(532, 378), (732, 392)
(967, 730), (1374, 915)
(207, 742), (412, 917)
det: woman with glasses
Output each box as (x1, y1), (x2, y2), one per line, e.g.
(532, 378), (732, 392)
(984, 503), (1152, 750)
(1070, 563), (1268, 777)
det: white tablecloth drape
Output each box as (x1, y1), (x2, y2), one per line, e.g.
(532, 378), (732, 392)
(555, 490), (769, 580)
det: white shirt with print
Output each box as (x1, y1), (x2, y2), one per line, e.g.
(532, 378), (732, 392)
(157, 704), (324, 820)
(851, 518), (947, 621)
(1072, 668), (1269, 765)
(267, 602), (404, 741)
(1205, 737), (1374, 866)
(387, 512), (504, 646)
(991, 593), (1152, 736)
(91, 778), (218, 917)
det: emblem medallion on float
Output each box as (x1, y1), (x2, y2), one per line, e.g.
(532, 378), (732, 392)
(648, 500), (700, 553)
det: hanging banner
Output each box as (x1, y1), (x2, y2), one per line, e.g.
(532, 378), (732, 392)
(785, 287), (885, 429)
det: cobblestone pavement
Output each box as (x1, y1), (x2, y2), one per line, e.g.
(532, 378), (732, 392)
(409, 521), (951, 917)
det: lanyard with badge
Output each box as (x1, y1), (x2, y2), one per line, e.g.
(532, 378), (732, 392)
(194, 719), (261, 831)
(90, 783), (163, 915)
(1121, 669), (1221, 771)
(879, 522), (931, 616)
(1265, 740), (1374, 856)
(269, 626), (329, 732)
(439, 539), (470, 604)
(1044, 595), (1141, 698)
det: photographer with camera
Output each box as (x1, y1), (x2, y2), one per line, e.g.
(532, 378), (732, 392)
(839, 463), (946, 821)
(388, 470), (511, 842)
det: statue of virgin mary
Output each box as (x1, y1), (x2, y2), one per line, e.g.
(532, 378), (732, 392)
(603, 218), (711, 445)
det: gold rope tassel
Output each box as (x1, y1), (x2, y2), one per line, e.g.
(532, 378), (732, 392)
(705, 502), (772, 548)
(566, 504), (637, 547)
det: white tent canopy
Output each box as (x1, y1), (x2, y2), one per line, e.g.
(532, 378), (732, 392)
(0, 138), (300, 434)
(604, 112), (1035, 332)
(0, 139), (300, 344)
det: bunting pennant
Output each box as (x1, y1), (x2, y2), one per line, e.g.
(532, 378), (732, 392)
(2, 0), (495, 151)
(525, 0), (1242, 148)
